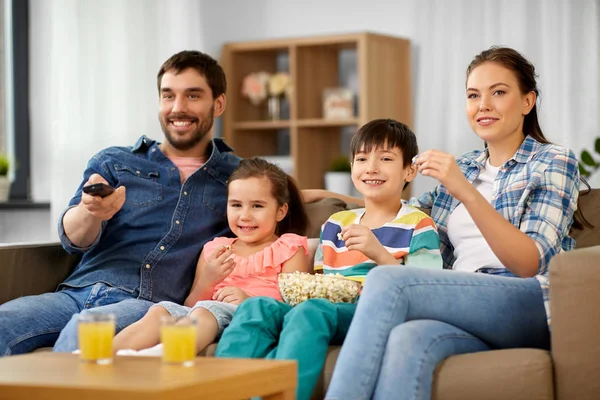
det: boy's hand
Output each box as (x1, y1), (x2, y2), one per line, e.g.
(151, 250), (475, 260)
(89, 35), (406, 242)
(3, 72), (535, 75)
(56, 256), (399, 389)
(203, 246), (236, 286)
(341, 225), (397, 265)
(213, 286), (249, 305)
(341, 224), (385, 260)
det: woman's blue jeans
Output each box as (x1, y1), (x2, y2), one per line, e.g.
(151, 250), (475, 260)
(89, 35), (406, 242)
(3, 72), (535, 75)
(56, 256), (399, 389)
(325, 266), (550, 400)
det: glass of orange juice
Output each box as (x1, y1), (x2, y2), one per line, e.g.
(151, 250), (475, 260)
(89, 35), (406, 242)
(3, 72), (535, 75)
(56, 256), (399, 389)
(160, 315), (197, 367)
(78, 313), (116, 365)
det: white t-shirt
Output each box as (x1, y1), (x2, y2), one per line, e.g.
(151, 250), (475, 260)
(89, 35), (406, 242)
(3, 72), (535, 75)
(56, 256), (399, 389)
(447, 158), (505, 272)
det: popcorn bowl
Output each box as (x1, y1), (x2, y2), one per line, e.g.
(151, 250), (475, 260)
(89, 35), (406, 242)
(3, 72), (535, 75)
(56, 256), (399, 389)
(278, 272), (361, 307)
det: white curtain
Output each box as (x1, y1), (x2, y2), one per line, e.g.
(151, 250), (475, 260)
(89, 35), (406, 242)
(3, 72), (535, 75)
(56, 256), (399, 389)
(203, 0), (599, 193)
(29, 0), (599, 241)
(409, 0), (599, 194)
(29, 0), (209, 239)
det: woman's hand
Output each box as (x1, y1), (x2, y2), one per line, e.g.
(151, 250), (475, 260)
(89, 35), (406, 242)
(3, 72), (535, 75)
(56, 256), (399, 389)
(414, 150), (475, 203)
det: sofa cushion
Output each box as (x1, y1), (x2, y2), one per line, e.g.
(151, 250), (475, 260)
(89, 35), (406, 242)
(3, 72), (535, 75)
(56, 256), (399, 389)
(431, 349), (554, 400)
(211, 344), (553, 400)
(0, 242), (80, 305)
(304, 198), (350, 239)
(570, 188), (600, 248)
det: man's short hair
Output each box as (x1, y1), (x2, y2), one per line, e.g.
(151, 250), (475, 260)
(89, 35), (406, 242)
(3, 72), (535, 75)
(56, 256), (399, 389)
(157, 50), (226, 99)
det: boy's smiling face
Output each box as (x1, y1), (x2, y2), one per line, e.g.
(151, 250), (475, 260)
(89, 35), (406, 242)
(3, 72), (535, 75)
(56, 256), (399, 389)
(351, 143), (417, 202)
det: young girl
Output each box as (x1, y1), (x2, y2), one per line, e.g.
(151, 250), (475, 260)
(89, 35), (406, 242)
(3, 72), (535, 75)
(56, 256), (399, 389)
(112, 157), (311, 355)
(215, 120), (442, 400)
(324, 47), (581, 400)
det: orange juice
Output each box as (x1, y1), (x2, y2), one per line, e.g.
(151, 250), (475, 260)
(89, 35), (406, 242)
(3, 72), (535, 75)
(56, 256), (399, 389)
(160, 324), (196, 366)
(78, 320), (115, 364)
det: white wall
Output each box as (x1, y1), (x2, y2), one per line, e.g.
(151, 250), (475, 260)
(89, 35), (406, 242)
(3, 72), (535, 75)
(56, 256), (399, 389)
(17, 0), (599, 244)
(28, 0), (216, 241)
(200, 0), (600, 190)
(0, 209), (52, 243)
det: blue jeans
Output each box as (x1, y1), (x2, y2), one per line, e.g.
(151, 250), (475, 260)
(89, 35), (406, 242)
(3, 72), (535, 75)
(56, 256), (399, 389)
(0, 283), (153, 355)
(325, 266), (550, 400)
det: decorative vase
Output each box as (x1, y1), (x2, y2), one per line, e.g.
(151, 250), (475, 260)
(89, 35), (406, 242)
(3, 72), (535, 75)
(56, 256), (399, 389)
(0, 176), (10, 202)
(268, 96), (281, 121)
(324, 172), (353, 196)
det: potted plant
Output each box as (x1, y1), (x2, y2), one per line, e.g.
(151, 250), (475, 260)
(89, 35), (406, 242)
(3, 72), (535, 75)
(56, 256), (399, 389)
(0, 153), (10, 202)
(324, 156), (353, 196)
(579, 137), (600, 183)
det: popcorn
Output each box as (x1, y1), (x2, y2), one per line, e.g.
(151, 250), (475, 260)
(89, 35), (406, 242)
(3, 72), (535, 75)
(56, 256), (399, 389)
(337, 232), (344, 241)
(278, 272), (361, 307)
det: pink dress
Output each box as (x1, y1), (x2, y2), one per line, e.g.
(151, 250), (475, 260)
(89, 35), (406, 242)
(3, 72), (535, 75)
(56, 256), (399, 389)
(205, 233), (308, 301)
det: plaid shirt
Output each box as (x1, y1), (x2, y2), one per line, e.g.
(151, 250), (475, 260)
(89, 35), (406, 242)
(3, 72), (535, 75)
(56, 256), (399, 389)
(408, 135), (580, 325)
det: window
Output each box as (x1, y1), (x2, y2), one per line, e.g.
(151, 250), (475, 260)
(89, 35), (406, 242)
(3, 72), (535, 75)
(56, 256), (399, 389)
(1, 0), (29, 200)
(0, 0), (5, 154)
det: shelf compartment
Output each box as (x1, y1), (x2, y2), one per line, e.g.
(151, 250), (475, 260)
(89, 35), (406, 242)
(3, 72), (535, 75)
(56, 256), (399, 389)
(223, 48), (291, 123)
(296, 118), (359, 128)
(228, 129), (281, 159)
(293, 127), (343, 189)
(232, 120), (292, 130)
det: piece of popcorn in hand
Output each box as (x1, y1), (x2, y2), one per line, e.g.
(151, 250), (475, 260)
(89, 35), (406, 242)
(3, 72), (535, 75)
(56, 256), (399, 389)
(337, 232), (344, 241)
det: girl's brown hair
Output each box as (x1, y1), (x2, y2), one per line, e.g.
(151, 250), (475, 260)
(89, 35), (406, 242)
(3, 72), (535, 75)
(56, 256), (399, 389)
(228, 157), (308, 236)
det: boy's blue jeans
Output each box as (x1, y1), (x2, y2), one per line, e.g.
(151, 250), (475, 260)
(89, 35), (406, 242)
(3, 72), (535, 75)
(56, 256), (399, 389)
(216, 297), (357, 400)
(0, 283), (153, 355)
(324, 266), (550, 400)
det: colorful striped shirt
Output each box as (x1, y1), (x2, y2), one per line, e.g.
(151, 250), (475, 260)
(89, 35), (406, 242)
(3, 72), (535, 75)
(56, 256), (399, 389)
(313, 205), (443, 284)
(408, 135), (580, 326)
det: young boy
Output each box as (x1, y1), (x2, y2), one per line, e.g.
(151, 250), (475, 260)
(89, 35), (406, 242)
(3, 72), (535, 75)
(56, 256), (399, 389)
(215, 119), (442, 400)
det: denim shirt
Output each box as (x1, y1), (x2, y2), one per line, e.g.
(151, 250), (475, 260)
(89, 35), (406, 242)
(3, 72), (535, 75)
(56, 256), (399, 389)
(58, 135), (241, 304)
(408, 136), (580, 325)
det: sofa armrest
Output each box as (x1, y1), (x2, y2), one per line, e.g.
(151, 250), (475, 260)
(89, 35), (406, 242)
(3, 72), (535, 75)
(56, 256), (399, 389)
(0, 242), (80, 305)
(550, 245), (600, 400)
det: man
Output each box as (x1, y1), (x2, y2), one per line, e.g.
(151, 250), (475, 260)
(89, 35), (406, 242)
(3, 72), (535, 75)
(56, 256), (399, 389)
(0, 50), (241, 355)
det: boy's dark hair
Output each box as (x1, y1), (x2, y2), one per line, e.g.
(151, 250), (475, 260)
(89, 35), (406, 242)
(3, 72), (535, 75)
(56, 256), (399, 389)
(350, 118), (418, 167)
(157, 50), (226, 99)
(228, 157), (308, 237)
(350, 119), (418, 190)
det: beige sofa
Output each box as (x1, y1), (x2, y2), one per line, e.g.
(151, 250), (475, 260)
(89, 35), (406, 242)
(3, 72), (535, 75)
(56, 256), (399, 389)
(1, 191), (599, 400)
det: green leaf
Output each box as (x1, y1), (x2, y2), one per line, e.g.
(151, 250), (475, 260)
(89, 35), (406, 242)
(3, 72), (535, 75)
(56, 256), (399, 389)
(595, 137), (600, 155)
(0, 154), (8, 176)
(580, 150), (598, 167)
(579, 163), (591, 177)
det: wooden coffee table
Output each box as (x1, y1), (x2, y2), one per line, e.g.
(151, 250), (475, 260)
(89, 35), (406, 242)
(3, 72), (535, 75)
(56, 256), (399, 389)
(0, 352), (297, 399)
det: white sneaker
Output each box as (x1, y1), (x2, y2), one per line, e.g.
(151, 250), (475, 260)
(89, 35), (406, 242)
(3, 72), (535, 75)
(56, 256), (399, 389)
(116, 343), (164, 357)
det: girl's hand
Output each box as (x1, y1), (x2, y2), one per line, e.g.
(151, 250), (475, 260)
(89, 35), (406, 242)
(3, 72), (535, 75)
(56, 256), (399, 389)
(203, 246), (236, 286)
(213, 286), (249, 305)
(341, 224), (388, 263)
(414, 150), (475, 203)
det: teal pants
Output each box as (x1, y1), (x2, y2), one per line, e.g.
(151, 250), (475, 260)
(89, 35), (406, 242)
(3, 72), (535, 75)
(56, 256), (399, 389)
(215, 297), (357, 400)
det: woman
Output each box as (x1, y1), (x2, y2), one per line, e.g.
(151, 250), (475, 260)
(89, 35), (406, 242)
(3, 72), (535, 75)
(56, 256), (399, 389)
(324, 46), (580, 400)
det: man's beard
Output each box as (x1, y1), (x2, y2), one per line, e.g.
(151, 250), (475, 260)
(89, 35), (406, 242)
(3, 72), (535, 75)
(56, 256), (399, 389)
(160, 105), (215, 151)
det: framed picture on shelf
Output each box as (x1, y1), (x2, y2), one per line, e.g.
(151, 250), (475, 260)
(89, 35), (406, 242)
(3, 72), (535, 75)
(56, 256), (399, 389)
(323, 87), (354, 120)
